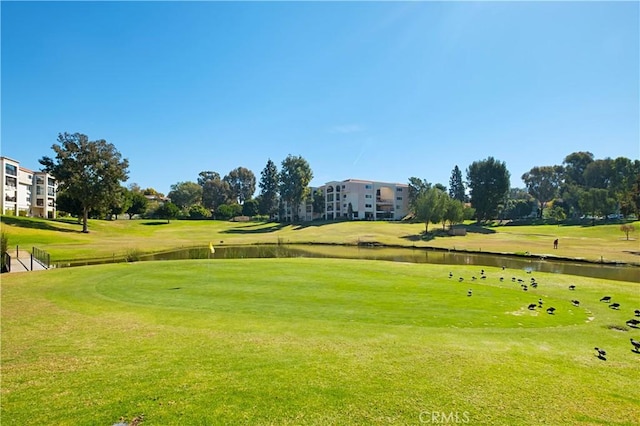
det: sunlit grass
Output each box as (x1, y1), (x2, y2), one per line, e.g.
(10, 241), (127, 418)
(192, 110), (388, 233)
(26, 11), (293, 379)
(2, 215), (639, 264)
(2, 259), (639, 425)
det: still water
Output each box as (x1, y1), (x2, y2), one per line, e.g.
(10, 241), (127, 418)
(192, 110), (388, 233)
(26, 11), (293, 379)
(127, 245), (640, 283)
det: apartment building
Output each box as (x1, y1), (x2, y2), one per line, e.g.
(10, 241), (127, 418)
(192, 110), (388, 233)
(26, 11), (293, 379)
(323, 179), (409, 221)
(1, 157), (57, 218)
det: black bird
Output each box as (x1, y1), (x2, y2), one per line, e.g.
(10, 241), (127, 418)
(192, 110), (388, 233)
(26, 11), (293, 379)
(569, 285), (576, 291)
(626, 319), (640, 328)
(518, 278), (524, 283)
(634, 309), (640, 317)
(610, 303), (620, 310)
(594, 347), (607, 360)
(467, 289), (473, 297)
(499, 277), (504, 282)
(480, 269), (485, 275)
(528, 303), (537, 310)
(531, 282), (538, 288)
(547, 307), (556, 314)
(481, 275), (487, 279)
(502, 266), (506, 270)
(522, 285), (528, 291)
(530, 277), (536, 282)
(512, 277), (517, 282)
(600, 296), (611, 303)
(458, 277), (464, 282)
(472, 276), (477, 281)
(571, 300), (580, 307)
(538, 298), (544, 307)
(631, 338), (640, 352)
(449, 272), (453, 278)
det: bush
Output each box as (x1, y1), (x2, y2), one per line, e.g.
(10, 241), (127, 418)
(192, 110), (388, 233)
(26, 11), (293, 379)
(1, 231), (8, 272)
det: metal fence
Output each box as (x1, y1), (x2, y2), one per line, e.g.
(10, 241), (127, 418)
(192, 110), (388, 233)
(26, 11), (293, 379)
(32, 247), (50, 269)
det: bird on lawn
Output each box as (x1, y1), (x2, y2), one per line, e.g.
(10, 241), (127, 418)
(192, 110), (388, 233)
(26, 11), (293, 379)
(569, 285), (576, 291)
(600, 296), (612, 303)
(571, 300), (580, 307)
(547, 307), (556, 314)
(635, 309), (640, 317)
(528, 303), (537, 310)
(467, 289), (473, 297)
(594, 347), (607, 360)
(626, 319), (640, 327)
(630, 338), (640, 352)
(449, 272), (453, 278)
(610, 303), (621, 310)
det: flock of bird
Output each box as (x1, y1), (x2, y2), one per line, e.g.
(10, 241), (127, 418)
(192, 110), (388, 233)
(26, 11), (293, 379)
(448, 266), (640, 360)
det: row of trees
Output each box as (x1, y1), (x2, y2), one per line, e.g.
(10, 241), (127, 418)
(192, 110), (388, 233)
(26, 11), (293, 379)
(38, 133), (638, 232)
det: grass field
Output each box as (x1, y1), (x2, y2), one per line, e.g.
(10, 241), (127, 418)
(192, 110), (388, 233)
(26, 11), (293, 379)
(2, 259), (639, 425)
(2, 216), (639, 265)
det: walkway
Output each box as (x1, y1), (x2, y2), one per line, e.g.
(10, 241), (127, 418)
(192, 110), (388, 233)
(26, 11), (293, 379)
(7, 249), (48, 273)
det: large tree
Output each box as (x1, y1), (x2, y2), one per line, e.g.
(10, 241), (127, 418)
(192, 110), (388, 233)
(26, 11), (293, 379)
(39, 132), (129, 233)
(521, 165), (564, 218)
(562, 151), (594, 187)
(279, 155), (313, 221)
(408, 177), (431, 212)
(224, 167), (256, 205)
(448, 165), (465, 202)
(198, 171), (230, 211)
(466, 157), (510, 222)
(258, 159), (279, 217)
(126, 189), (149, 219)
(168, 181), (202, 210)
(414, 187), (447, 233)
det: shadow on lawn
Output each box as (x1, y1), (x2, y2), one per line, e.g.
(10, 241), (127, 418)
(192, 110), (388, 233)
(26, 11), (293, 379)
(222, 220), (335, 234)
(401, 224), (497, 242)
(0, 216), (81, 233)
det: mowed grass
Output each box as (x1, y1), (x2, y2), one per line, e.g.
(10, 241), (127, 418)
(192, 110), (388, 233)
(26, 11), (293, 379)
(2, 215), (640, 264)
(2, 259), (639, 425)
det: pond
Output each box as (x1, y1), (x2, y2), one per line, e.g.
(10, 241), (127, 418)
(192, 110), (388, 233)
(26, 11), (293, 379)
(59, 244), (640, 283)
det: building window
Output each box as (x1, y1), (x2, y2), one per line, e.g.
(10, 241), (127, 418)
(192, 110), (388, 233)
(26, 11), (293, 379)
(365, 204), (372, 208)
(36, 199), (44, 206)
(36, 186), (43, 195)
(397, 187), (403, 192)
(343, 194), (347, 199)
(397, 197), (403, 200)
(5, 164), (17, 176)
(48, 178), (55, 186)
(365, 194), (372, 199)
(5, 176), (17, 187)
(35, 176), (44, 185)
(48, 188), (56, 197)
(365, 184), (372, 189)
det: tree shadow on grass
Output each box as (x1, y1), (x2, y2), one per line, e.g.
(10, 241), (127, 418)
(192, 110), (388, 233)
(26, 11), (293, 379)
(401, 224), (496, 242)
(0, 216), (81, 233)
(140, 221), (170, 226)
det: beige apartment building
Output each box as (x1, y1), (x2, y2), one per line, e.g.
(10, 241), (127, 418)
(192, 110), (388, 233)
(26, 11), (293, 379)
(280, 178), (410, 222)
(323, 179), (409, 221)
(1, 157), (57, 218)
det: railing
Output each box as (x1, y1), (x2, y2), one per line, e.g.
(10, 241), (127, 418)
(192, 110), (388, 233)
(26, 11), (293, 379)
(32, 247), (50, 269)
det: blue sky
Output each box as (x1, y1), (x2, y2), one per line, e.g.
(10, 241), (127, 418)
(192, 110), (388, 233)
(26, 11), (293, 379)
(2, 1), (638, 196)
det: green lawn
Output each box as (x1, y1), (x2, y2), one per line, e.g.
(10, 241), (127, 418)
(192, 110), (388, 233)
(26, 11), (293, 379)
(2, 259), (639, 425)
(2, 215), (639, 265)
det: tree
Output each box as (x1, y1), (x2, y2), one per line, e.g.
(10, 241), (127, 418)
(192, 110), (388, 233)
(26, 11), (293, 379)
(39, 132), (129, 233)
(224, 167), (256, 205)
(242, 199), (259, 217)
(620, 224), (636, 241)
(198, 172), (230, 211)
(466, 157), (510, 222)
(448, 165), (465, 202)
(279, 155), (313, 221)
(155, 202), (180, 223)
(579, 188), (616, 225)
(258, 159), (279, 217)
(414, 187), (447, 233)
(312, 188), (325, 217)
(562, 151), (594, 187)
(443, 197), (465, 229)
(107, 186), (132, 220)
(127, 190), (149, 219)
(168, 181), (202, 210)
(408, 177), (431, 212)
(521, 165), (564, 218)
(188, 204), (212, 220)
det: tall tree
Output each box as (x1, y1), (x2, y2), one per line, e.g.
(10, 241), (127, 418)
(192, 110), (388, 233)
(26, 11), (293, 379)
(168, 181), (202, 210)
(198, 171), (230, 211)
(258, 159), (279, 217)
(224, 167), (256, 205)
(521, 165), (564, 218)
(443, 197), (465, 229)
(466, 157), (510, 222)
(562, 151), (594, 187)
(279, 155), (313, 221)
(127, 190), (149, 219)
(448, 166), (465, 202)
(39, 132), (129, 233)
(408, 177), (431, 211)
(414, 187), (447, 233)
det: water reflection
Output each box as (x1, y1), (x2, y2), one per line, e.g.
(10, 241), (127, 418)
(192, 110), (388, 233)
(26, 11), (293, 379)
(130, 245), (639, 283)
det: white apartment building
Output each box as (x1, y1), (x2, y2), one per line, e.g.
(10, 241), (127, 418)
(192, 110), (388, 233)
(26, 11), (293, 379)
(1, 157), (57, 218)
(279, 179), (410, 222)
(323, 179), (409, 221)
